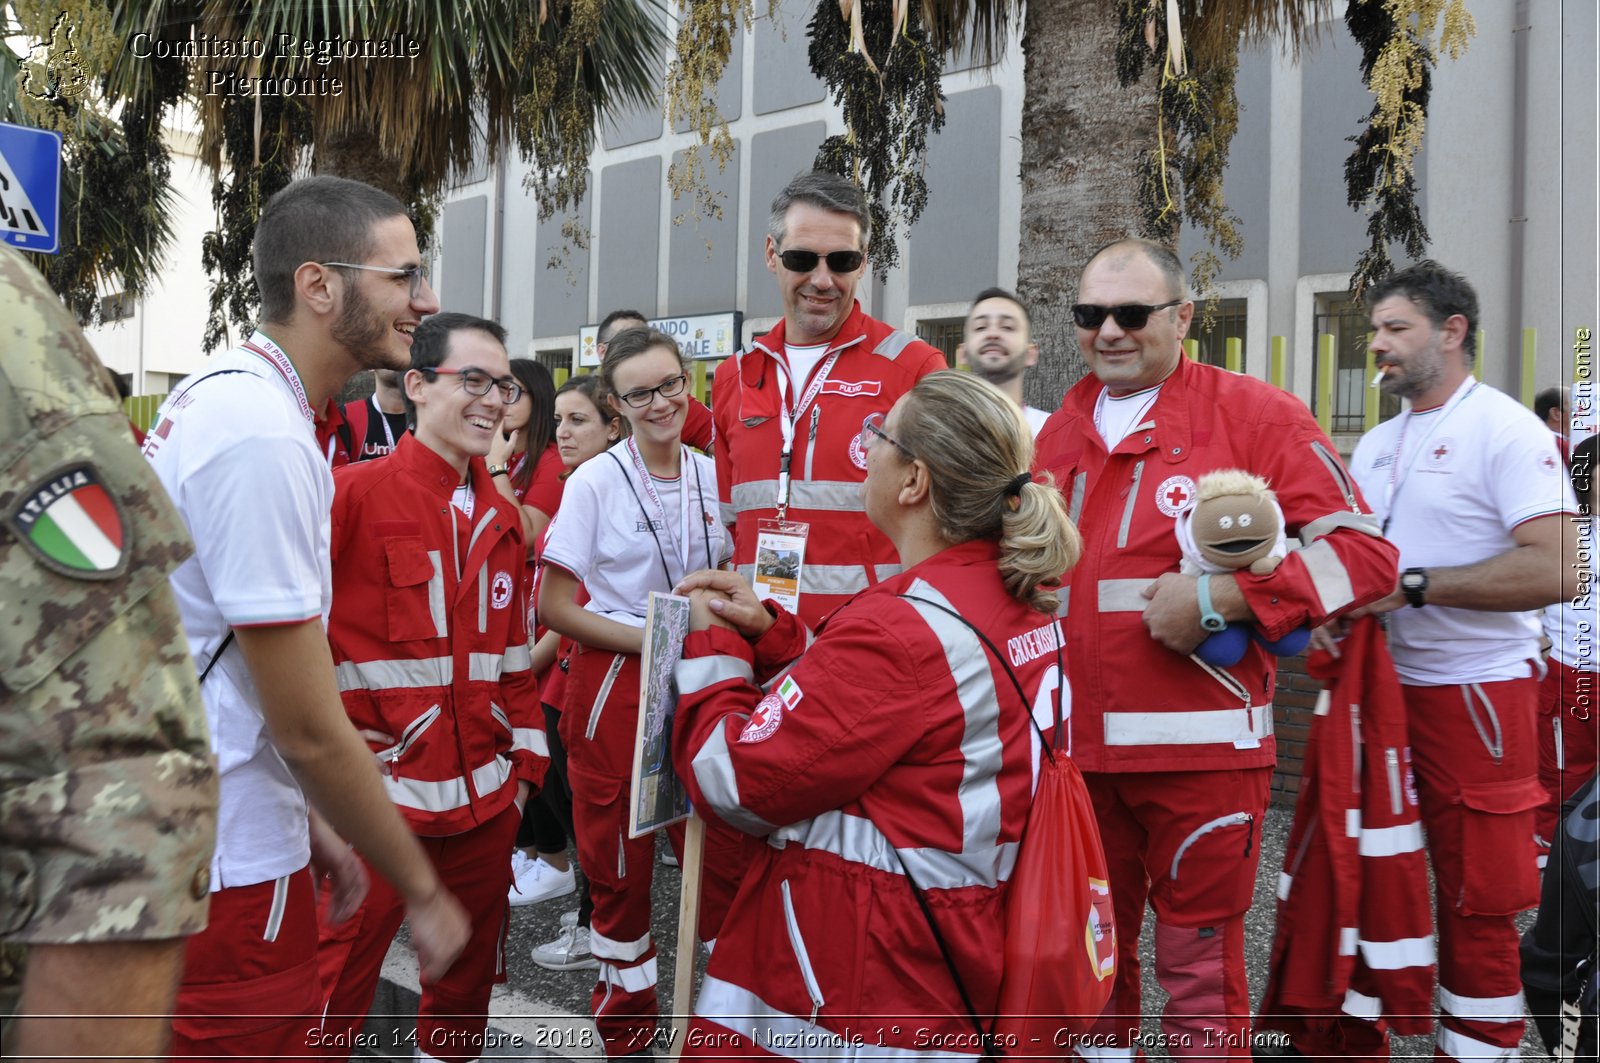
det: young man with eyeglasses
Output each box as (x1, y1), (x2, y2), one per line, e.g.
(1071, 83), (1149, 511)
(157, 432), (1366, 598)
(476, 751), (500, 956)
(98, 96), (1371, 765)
(143, 175), (469, 1058)
(315, 312), (548, 1061)
(1033, 238), (1398, 1061)
(711, 170), (946, 630)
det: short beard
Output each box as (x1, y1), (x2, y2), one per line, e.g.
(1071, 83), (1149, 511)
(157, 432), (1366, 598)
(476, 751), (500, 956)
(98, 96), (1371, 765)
(1377, 335), (1444, 401)
(967, 356), (1024, 388)
(331, 286), (401, 371)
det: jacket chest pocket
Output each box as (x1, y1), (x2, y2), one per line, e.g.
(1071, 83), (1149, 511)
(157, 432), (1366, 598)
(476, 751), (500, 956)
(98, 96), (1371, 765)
(384, 536), (446, 642)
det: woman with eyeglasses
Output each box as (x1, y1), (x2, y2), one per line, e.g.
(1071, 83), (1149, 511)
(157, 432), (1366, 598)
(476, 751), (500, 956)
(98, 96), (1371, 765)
(670, 371), (1081, 1057)
(538, 328), (737, 1056)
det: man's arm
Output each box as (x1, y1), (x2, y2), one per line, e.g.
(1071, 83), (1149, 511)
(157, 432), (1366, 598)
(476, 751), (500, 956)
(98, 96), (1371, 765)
(11, 940), (187, 1061)
(1357, 513), (1580, 615)
(234, 620), (467, 982)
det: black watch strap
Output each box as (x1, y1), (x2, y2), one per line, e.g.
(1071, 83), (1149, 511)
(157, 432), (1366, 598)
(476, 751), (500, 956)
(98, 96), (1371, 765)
(1401, 567), (1428, 608)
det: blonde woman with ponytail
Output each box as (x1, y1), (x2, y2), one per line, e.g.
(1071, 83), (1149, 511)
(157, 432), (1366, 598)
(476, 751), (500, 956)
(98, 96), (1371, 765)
(669, 371), (1080, 1056)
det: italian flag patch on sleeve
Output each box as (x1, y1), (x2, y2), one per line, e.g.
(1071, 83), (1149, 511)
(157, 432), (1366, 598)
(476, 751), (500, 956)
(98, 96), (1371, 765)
(9, 463), (128, 579)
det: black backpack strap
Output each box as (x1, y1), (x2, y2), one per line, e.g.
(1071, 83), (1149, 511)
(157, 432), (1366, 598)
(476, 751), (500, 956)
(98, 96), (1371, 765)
(198, 630), (234, 685)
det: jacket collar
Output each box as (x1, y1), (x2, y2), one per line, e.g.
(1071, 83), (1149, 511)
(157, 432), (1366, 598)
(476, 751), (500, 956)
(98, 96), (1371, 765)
(1065, 353), (1195, 465)
(389, 431), (506, 504)
(749, 301), (870, 368)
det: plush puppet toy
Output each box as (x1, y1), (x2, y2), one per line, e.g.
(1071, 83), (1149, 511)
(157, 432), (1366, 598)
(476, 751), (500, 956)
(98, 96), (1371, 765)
(1175, 469), (1311, 667)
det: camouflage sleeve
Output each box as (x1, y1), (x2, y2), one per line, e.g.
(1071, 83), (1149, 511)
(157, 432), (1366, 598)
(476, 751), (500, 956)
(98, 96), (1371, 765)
(0, 244), (217, 946)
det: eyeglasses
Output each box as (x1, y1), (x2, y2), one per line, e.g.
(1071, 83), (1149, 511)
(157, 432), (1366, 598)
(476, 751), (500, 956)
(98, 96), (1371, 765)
(777, 248), (865, 274)
(1070, 299), (1185, 331)
(320, 261), (431, 299)
(421, 367), (523, 404)
(617, 374), (689, 408)
(861, 411), (914, 459)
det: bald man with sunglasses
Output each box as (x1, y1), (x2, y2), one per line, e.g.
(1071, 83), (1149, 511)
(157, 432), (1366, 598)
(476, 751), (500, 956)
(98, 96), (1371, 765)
(1034, 238), (1398, 1060)
(711, 170), (946, 629)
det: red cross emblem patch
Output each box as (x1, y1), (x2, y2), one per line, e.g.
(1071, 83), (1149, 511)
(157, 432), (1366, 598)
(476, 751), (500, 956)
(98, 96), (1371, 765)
(1154, 475), (1197, 518)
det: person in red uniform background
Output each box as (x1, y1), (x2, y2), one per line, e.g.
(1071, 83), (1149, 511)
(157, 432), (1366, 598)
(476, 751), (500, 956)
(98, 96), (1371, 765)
(712, 170), (946, 629)
(1034, 238), (1398, 1060)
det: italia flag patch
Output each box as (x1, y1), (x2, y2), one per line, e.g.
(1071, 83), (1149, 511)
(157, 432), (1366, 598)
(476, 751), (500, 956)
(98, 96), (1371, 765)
(9, 464), (128, 580)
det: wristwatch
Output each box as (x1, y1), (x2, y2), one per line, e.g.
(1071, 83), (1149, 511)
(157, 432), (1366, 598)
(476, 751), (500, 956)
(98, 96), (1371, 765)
(1400, 567), (1429, 608)
(1196, 574), (1227, 632)
(487, 463), (510, 478)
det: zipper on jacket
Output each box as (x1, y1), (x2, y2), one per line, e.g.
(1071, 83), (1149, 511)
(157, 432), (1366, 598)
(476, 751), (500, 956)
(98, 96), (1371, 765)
(780, 880), (826, 1023)
(1311, 440), (1360, 511)
(1170, 811), (1254, 881)
(1350, 704), (1363, 794)
(586, 655), (626, 740)
(1117, 460), (1145, 549)
(1463, 683), (1504, 763)
(1385, 748), (1403, 816)
(375, 705), (443, 775)
(802, 406), (822, 482)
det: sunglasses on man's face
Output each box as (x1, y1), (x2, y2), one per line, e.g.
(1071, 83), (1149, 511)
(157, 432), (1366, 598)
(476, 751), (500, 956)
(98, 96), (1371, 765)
(778, 249), (865, 274)
(1070, 299), (1185, 331)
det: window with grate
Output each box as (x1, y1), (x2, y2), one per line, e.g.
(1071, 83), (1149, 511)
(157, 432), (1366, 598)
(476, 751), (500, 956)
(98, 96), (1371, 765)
(537, 348), (574, 383)
(1191, 298), (1248, 369)
(914, 318), (963, 368)
(1314, 293), (1399, 432)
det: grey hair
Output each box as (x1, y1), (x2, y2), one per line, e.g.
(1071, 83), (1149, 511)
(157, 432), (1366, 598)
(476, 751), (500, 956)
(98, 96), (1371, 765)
(767, 170), (870, 250)
(1082, 237), (1190, 302)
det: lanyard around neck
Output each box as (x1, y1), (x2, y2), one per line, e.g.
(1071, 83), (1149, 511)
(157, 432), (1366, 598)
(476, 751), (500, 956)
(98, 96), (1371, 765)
(1382, 379), (1480, 534)
(242, 332), (312, 422)
(774, 348), (841, 515)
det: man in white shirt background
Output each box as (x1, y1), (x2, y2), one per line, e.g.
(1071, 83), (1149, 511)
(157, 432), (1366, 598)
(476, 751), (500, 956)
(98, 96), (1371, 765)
(958, 286), (1051, 435)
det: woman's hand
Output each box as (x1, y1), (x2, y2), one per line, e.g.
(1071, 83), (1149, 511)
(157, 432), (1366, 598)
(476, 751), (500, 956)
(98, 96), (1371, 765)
(488, 425), (522, 469)
(675, 569), (774, 639)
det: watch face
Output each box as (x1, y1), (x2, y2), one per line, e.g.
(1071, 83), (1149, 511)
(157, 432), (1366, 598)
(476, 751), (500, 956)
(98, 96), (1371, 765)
(1402, 572), (1424, 589)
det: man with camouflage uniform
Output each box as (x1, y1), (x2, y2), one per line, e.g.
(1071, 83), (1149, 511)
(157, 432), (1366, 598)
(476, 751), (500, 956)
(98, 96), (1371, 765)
(0, 242), (219, 1059)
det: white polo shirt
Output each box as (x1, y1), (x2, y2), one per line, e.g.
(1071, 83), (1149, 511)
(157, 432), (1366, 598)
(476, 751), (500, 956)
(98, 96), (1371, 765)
(144, 333), (330, 890)
(543, 439), (729, 627)
(1350, 378), (1576, 684)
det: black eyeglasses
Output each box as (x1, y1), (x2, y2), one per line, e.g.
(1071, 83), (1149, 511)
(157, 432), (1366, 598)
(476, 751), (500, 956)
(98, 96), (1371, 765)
(778, 249), (865, 274)
(320, 261), (430, 299)
(861, 412), (915, 459)
(422, 367), (523, 404)
(1071, 299), (1185, 331)
(618, 374), (689, 409)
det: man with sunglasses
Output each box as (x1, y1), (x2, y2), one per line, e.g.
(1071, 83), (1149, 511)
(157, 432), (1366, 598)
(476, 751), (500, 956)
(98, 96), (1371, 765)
(1034, 238), (1398, 1060)
(712, 170), (946, 628)
(316, 312), (548, 1060)
(143, 176), (469, 1057)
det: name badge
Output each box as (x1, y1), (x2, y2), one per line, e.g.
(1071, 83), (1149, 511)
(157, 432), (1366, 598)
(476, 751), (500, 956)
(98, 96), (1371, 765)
(752, 518), (810, 615)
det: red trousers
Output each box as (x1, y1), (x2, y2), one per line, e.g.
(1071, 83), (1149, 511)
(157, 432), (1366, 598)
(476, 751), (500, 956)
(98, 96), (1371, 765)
(170, 867), (322, 1060)
(1536, 659), (1600, 859)
(563, 645), (753, 1058)
(1405, 678), (1543, 1062)
(316, 803), (520, 1063)
(1080, 767), (1271, 1061)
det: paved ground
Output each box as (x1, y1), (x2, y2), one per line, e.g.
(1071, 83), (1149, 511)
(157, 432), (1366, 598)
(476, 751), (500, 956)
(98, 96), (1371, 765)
(357, 804), (1543, 1061)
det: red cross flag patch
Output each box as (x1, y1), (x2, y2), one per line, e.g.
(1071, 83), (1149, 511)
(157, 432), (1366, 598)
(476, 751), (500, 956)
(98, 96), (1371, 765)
(739, 693), (785, 743)
(8, 463), (129, 580)
(1154, 475), (1197, 518)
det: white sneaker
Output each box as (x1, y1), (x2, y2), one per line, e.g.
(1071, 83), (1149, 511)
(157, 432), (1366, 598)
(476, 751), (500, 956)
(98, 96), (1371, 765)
(531, 909), (598, 971)
(508, 851), (577, 907)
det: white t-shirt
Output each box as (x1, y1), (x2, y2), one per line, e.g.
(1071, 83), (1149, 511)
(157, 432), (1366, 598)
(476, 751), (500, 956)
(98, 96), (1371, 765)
(143, 335), (330, 890)
(1095, 384), (1163, 449)
(783, 343), (832, 396)
(1023, 404), (1050, 438)
(543, 440), (729, 627)
(1350, 378), (1576, 684)
(1544, 515), (1598, 671)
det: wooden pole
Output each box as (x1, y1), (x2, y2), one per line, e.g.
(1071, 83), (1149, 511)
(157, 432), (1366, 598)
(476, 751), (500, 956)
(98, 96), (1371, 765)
(668, 813), (706, 1061)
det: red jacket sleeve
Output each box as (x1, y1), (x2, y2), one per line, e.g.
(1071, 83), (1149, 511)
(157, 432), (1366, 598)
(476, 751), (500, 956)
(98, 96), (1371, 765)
(683, 396), (715, 452)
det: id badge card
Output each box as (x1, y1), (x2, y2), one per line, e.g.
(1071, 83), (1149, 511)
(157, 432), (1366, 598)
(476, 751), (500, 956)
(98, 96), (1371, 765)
(752, 519), (809, 614)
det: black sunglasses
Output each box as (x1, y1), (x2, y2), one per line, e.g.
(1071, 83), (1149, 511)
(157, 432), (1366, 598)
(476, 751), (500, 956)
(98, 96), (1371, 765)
(1071, 299), (1185, 331)
(778, 249), (865, 274)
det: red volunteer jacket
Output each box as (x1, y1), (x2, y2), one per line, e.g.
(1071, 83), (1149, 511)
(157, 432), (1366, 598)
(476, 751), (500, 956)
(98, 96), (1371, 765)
(712, 302), (946, 628)
(1259, 617), (1435, 1037)
(328, 433), (548, 836)
(1035, 355), (1399, 773)
(672, 540), (1062, 1053)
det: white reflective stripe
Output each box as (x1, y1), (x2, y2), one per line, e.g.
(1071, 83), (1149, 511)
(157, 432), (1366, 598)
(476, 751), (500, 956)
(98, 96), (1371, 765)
(1299, 510), (1382, 543)
(1536, 852), (1548, 869)
(901, 580), (1004, 851)
(1096, 578), (1151, 613)
(1437, 1026), (1517, 1061)
(466, 508), (496, 561)
(1299, 537), (1356, 614)
(1346, 807), (1362, 838)
(729, 479), (867, 514)
(1056, 585), (1071, 618)
(590, 926), (653, 963)
(1359, 935), (1436, 970)
(263, 874), (289, 942)
(677, 654), (755, 696)
(873, 329), (917, 360)
(1103, 706), (1272, 746)
(426, 550), (447, 638)
(1439, 988), (1525, 1020)
(1357, 821), (1425, 857)
(695, 975), (980, 1061)
(1276, 871), (1292, 901)
(597, 957), (658, 993)
(502, 642), (533, 674)
(736, 562), (901, 598)
(690, 725), (780, 837)
(1339, 926), (1358, 956)
(770, 809), (1019, 889)
(335, 652), (506, 691)
(1341, 988), (1384, 1020)
(1066, 471), (1087, 526)
(1076, 1047), (1137, 1061)
(513, 727), (548, 757)
(477, 565), (488, 632)
(719, 500), (737, 525)
(1314, 689), (1332, 716)
(385, 756), (511, 813)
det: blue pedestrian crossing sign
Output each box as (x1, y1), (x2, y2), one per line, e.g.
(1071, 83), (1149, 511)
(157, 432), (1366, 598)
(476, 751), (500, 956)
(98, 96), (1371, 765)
(0, 121), (63, 254)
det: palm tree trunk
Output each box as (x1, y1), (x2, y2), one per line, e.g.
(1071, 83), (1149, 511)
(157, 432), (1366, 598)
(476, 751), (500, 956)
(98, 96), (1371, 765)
(1018, 0), (1161, 409)
(315, 129), (409, 201)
